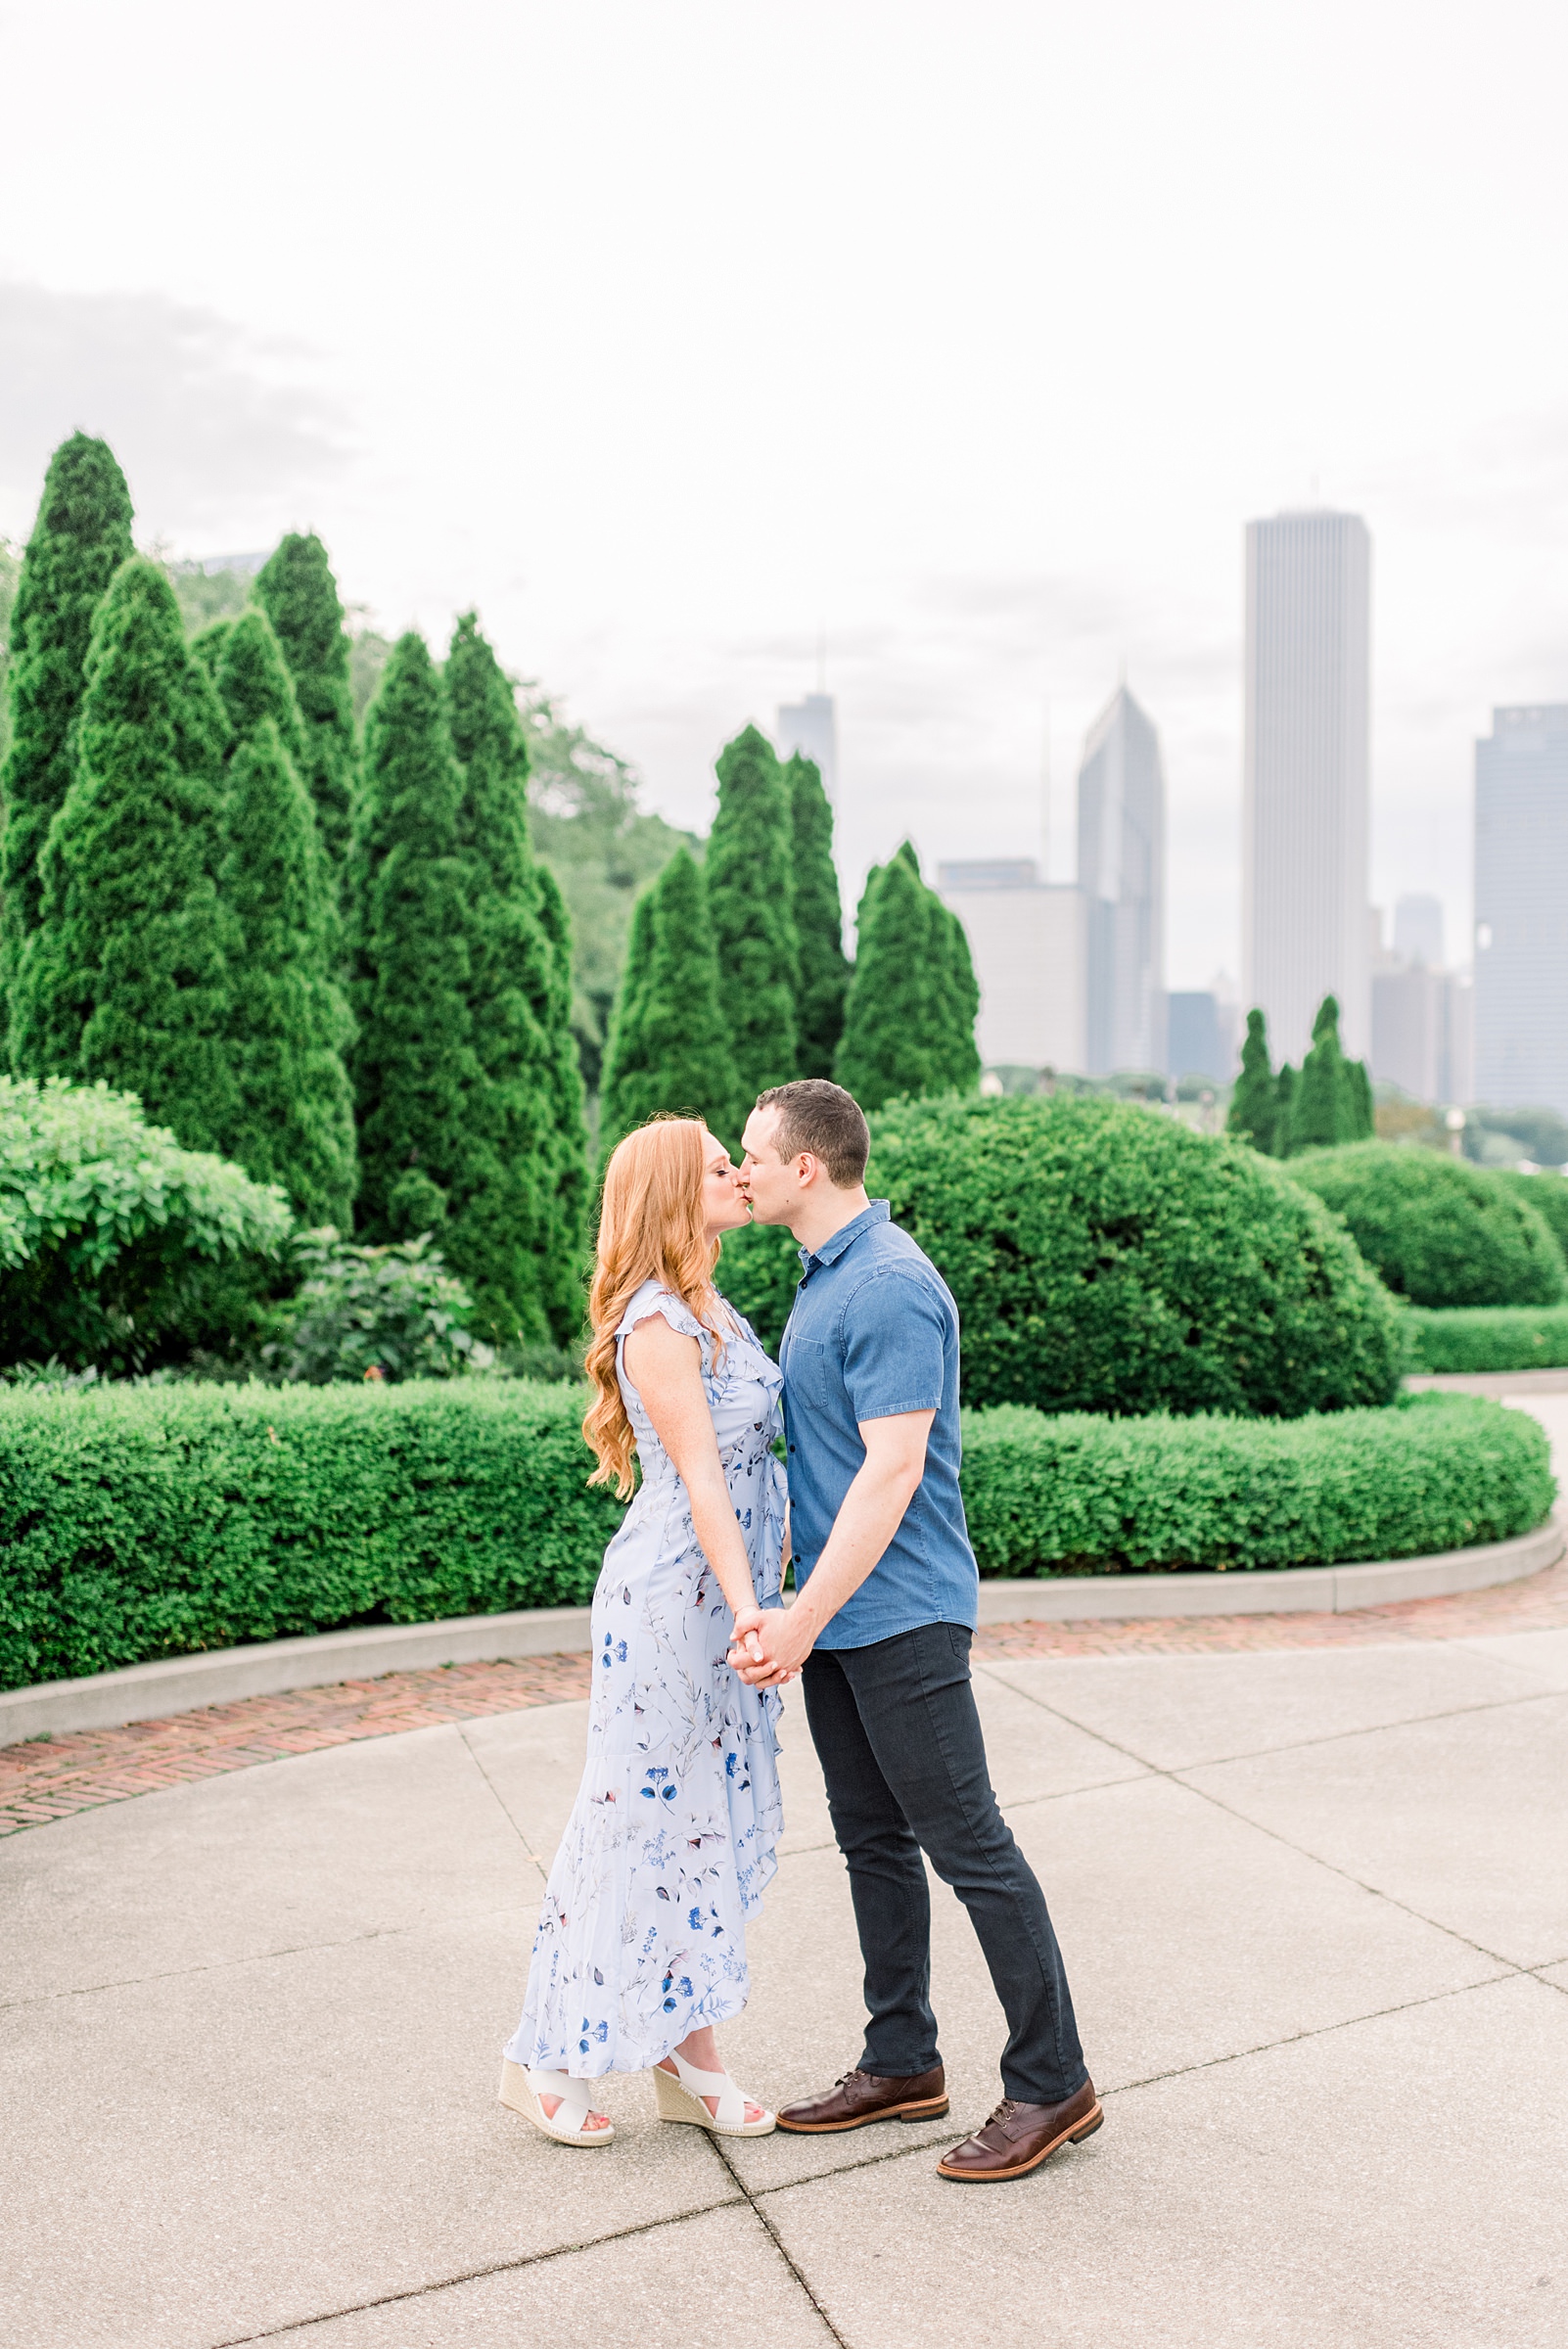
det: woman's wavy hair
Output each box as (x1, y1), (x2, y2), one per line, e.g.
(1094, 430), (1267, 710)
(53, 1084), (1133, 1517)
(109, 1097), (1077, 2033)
(582, 1116), (728, 1498)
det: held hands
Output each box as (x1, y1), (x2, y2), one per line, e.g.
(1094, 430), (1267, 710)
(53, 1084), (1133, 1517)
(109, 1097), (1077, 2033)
(727, 1603), (814, 1689)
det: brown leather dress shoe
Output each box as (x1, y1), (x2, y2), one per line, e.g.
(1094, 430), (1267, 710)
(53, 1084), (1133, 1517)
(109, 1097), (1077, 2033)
(937, 2077), (1103, 2182)
(776, 2065), (949, 2133)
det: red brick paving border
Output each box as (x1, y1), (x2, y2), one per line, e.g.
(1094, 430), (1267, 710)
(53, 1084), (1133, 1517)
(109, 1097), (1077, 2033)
(6, 1559), (1567, 1840)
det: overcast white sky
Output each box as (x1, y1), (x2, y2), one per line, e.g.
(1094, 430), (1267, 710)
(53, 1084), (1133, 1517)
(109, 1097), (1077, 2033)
(3, 0), (1566, 987)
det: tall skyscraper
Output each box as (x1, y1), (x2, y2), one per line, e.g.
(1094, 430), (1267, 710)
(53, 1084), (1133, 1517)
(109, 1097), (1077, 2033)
(1242, 511), (1370, 1063)
(775, 692), (837, 802)
(937, 860), (1086, 1072)
(1394, 893), (1445, 969)
(1474, 705), (1568, 1115)
(1076, 685), (1166, 1076)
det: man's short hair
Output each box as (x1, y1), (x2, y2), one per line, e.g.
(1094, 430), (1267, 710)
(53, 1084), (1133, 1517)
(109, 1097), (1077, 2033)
(754, 1080), (870, 1187)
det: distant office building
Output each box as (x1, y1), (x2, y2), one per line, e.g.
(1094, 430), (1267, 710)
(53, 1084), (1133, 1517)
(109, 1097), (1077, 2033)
(1243, 511), (1371, 1062)
(937, 860), (1086, 1072)
(1167, 992), (1231, 1084)
(1372, 964), (1446, 1101)
(1474, 706), (1568, 1115)
(1076, 685), (1166, 1076)
(775, 692), (838, 803)
(1394, 893), (1445, 970)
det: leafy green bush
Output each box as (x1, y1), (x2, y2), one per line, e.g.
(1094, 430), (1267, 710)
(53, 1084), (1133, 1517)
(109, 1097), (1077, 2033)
(959, 1392), (1553, 1577)
(718, 1219), (803, 1355)
(1286, 1142), (1566, 1310)
(0, 1378), (622, 1689)
(0, 1077), (292, 1372)
(1491, 1170), (1568, 1267)
(1403, 1305), (1568, 1374)
(263, 1230), (492, 1383)
(836, 1094), (1402, 1416)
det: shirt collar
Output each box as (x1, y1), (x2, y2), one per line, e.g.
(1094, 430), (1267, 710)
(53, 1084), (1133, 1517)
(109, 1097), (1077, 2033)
(799, 1198), (890, 1274)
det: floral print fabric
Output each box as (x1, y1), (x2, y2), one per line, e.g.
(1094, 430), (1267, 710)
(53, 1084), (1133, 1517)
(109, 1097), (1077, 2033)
(506, 1279), (787, 2079)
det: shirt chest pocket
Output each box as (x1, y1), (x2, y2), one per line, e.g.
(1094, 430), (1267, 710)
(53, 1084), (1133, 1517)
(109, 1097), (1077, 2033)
(786, 1337), (840, 1408)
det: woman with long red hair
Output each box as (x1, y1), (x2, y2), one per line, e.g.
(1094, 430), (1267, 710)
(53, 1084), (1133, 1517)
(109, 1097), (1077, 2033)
(499, 1116), (787, 2144)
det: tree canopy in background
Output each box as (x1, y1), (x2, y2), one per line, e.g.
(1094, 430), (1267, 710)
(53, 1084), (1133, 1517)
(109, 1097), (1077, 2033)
(786, 752), (850, 1080)
(597, 847), (743, 1167)
(835, 842), (978, 1111)
(707, 723), (800, 1097)
(253, 533), (357, 871)
(1227, 1009), (1277, 1153)
(0, 436), (135, 1033)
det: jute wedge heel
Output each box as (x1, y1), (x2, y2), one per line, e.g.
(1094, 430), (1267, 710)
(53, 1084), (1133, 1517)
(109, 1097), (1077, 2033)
(652, 2050), (775, 2137)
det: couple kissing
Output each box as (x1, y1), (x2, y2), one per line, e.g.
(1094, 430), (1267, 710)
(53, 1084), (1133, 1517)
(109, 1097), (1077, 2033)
(499, 1080), (1099, 2185)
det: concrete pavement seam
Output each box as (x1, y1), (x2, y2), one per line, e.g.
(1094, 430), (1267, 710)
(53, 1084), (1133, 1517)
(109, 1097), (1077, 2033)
(202, 2193), (748, 2347)
(455, 1721), (550, 1879)
(708, 2139), (853, 2347)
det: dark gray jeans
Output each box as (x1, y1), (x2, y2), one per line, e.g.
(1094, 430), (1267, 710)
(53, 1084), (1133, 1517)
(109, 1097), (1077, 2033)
(801, 1620), (1087, 2106)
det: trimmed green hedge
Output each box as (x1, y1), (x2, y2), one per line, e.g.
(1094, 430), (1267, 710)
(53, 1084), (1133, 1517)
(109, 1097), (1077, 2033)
(0, 1379), (621, 1691)
(1403, 1306), (1568, 1375)
(1491, 1170), (1568, 1265)
(960, 1392), (1553, 1578)
(1285, 1142), (1566, 1309)
(1, 1381), (1552, 1690)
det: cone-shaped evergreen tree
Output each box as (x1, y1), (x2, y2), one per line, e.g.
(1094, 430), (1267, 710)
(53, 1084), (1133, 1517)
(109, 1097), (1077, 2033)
(211, 609), (355, 1225)
(1292, 994), (1350, 1151)
(598, 849), (744, 1168)
(1, 435), (135, 1036)
(11, 560), (239, 1152)
(931, 886), (982, 1093)
(444, 612), (571, 1343)
(1347, 1054), (1375, 1141)
(346, 631), (480, 1242)
(597, 887), (658, 1169)
(1227, 1008), (1277, 1153)
(834, 842), (977, 1111)
(532, 860), (591, 1339)
(707, 723), (799, 1095)
(1274, 1062), (1298, 1155)
(253, 533), (356, 869)
(785, 753), (850, 1079)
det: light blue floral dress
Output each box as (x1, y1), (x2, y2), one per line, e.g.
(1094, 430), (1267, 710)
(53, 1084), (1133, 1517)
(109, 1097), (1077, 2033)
(505, 1279), (787, 2080)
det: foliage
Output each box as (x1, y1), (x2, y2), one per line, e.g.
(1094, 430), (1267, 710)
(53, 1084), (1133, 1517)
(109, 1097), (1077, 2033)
(958, 1392), (1552, 1578)
(165, 560), (256, 636)
(522, 693), (698, 1096)
(1287, 995), (1372, 1152)
(0, 1377), (623, 1689)
(265, 1229), (490, 1383)
(834, 844), (980, 1111)
(1462, 1105), (1568, 1172)
(597, 849), (744, 1165)
(0, 436), (135, 1025)
(861, 1092), (1403, 1415)
(252, 534), (357, 869)
(11, 559), (241, 1156)
(0, 1077), (291, 1372)
(446, 613), (584, 1344)
(211, 611), (356, 1226)
(346, 631), (480, 1244)
(1492, 1170), (1568, 1263)
(707, 724), (800, 1097)
(0, 538), (22, 774)
(715, 1217), (802, 1354)
(786, 754), (850, 1080)
(531, 860), (592, 1340)
(1402, 1304), (1568, 1374)
(1285, 1141), (1567, 1310)
(1227, 1009), (1276, 1152)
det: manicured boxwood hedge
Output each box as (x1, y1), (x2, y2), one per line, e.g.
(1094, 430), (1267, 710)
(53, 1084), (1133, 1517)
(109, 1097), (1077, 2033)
(2, 1381), (1553, 1690)
(0, 1378), (622, 1691)
(959, 1392), (1553, 1578)
(1285, 1142), (1566, 1310)
(1403, 1306), (1568, 1375)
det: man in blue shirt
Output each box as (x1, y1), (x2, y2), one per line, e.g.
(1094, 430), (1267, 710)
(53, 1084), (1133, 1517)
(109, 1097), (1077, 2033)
(733, 1080), (1098, 2185)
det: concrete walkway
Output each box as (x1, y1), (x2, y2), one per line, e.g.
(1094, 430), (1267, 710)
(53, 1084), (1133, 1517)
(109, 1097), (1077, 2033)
(5, 1601), (1568, 2347)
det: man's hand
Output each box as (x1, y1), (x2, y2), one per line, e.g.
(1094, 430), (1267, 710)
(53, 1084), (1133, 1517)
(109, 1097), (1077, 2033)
(727, 1601), (814, 1688)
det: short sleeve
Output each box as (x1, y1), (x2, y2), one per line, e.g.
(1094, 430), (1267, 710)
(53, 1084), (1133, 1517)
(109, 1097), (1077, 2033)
(840, 1271), (947, 1423)
(616, 1281), (708, 1347)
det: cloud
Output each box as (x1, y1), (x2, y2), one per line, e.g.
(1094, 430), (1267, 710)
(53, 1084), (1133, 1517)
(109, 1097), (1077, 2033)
(0, 281), (350, 539)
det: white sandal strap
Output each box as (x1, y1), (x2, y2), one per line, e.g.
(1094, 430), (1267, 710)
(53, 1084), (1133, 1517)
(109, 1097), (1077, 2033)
(528, 2067), (595, 2135)
(668, 2050), (745, 2130)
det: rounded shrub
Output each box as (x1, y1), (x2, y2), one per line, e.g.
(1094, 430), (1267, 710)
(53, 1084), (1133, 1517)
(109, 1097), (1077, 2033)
(808, 1094), (1402, 1417)
(1286, 1142), (1567, 1310)
(1491, 1169), (1568, 1267)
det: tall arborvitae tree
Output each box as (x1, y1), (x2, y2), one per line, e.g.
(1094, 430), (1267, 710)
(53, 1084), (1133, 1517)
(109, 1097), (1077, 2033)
(211, 610), (355, 1225)
(11, 560), (239, 1153)
(253, 533), (356, 870)
(834, 842), (977, 1111)
(785, 753), (850, 1079)
(533, 859), (591, 1339)
(1292, 994), (1351, 1151)
(1274, 1062), (1298, 1154)
(931, 883), (982, 1094)
(445, 613), (575, 1343)
(597, 887), (658, 1172)
(707, 723), (799, 1096)
(1347, 1055), (1375, 1141)
(1227, 1008), (1277, 1153)
(598, 849), (744, 1167)
(346, 631), (480, 1243)
(0, 435), (135, 1037)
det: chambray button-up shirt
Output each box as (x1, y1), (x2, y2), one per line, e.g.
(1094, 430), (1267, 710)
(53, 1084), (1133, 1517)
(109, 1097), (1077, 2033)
(778, 1199), (981, 1650)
